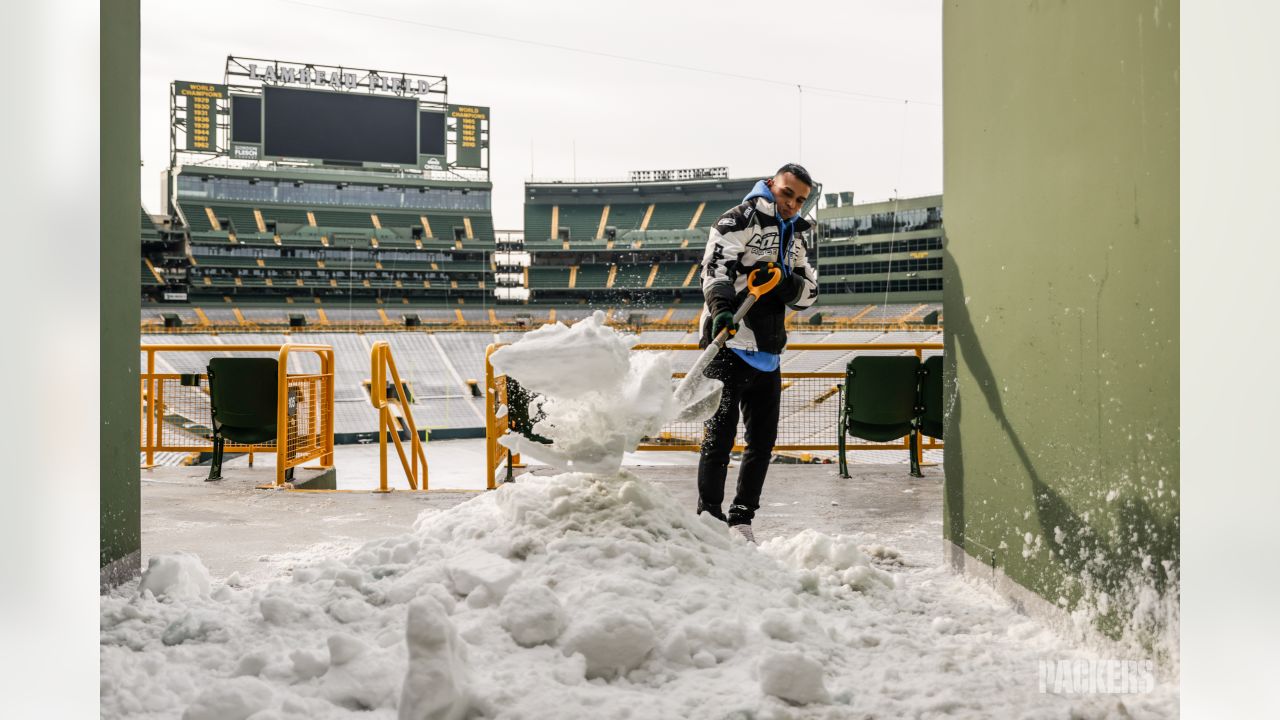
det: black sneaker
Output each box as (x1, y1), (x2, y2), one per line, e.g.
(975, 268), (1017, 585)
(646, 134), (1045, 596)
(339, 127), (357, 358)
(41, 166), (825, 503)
(697, 500), (727, 524)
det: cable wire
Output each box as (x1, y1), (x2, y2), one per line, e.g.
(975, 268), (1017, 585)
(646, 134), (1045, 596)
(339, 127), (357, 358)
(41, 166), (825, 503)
(275, 0), (941, 107)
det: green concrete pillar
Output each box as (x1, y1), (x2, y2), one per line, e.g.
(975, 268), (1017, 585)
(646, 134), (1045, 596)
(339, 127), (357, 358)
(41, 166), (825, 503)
(100, 0), (141, 588)
(942, 0), (1178, 655)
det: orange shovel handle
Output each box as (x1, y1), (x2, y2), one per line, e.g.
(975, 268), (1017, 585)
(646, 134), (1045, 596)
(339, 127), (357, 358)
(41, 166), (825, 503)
(746, 264), (783, 298)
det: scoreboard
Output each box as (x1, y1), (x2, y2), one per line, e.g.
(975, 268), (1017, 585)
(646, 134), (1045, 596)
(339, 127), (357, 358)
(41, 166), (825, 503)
(449, 105), (489, 168)
(173, 60), (488, 172)
(174, 81), (226, 153)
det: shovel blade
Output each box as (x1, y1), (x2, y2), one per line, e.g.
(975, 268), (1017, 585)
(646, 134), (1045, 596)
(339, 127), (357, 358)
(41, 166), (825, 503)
(672, 375), (724, 423)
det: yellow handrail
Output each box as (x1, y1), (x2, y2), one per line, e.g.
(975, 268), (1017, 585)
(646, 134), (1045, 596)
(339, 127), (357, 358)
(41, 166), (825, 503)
(274, 343), (335, 486)
(483, 343), (522, 490)
(369, 341), (429, 491)
(139, 343), (335, 487)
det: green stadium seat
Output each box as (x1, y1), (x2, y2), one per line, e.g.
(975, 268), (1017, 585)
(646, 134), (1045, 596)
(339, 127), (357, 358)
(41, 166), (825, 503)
(612, 264), (650, 288)
(376, 235), (419, 249)
(606, 203), (647, 234)
(647, 201), (702, 231)
(652, 262), (697, 288)
(528, 267), (572, 289)
(260, 207), (311, 228)
(205, 357), (285, 482)
(920, 355), (944, 441)
(260, 256), (318, 270)
(556, 205), (603, 241)
(209, 204), (263, 235)
(837, 355), (922, 478)
(189, 230), (232, 245)
(140, 261), (159, 286)
(141, 207), (162, 241)
(524, 205), (553, 242)
(467, 215), (495, 242)
(199, 255), (260, 269)
(312, 209), (375, 230)
(374, 212), (425, 230)
(574, 265), (610, 289)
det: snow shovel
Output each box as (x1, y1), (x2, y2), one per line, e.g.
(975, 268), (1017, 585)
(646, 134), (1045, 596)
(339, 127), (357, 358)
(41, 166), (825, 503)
(671, 265), (783, 422)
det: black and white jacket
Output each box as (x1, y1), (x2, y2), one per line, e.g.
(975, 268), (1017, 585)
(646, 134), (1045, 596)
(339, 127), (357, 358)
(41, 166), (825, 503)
(698, 185), (819, 354)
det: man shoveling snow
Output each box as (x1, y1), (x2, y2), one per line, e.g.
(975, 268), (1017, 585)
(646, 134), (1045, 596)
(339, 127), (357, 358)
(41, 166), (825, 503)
(692, 163), (820, 542)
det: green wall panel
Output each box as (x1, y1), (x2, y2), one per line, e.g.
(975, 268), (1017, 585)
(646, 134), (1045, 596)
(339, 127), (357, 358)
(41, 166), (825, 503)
(101, 0), (141, 587)
(942, 0), (1178, 653)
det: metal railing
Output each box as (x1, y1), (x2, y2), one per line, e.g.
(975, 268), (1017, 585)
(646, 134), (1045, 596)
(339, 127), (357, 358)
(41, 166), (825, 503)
(483, 342), (944, 487)
(140, 343), (335, 486)
(369, 341), (429, 491)
(140, 317), (942, 335)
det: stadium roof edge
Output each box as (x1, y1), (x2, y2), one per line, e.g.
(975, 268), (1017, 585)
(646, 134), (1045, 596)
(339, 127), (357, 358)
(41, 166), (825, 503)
(525, 175), (765, 190)
(175, 165), (491, 190)
(816, 193), (943, 219)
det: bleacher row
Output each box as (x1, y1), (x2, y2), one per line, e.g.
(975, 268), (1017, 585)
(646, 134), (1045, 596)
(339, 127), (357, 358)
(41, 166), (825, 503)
(192, 278), (489, 292)
(140, 303), (943, 328)
(524, 201), (710, 245)
(196, 203), (496, 245)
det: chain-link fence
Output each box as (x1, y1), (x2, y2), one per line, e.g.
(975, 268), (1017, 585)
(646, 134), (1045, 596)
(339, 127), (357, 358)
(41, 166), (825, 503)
(484, 342), (945, 483)
(140, 344), (334, 484)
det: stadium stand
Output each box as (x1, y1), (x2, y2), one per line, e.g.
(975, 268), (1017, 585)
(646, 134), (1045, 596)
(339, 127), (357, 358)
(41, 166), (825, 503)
(646, 201), (703, 231)
(208, 204), (262, 235)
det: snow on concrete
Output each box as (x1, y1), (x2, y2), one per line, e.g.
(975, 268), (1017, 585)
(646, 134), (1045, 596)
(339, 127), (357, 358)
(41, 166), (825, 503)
(104, 317), (1178, 718)
(102, 467), (1177, 719)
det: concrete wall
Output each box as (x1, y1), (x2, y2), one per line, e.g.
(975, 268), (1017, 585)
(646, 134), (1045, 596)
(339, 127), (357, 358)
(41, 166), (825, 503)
(100, 0), (141, 588)
(942, 0), (1178, 655)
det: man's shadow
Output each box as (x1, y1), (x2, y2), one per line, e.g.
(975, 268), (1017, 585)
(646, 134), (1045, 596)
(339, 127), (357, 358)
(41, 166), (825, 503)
(943, 243), (1177, 643)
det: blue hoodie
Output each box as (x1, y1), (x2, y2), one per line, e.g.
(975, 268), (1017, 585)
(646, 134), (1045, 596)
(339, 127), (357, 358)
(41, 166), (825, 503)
(728, 180), (794, 373)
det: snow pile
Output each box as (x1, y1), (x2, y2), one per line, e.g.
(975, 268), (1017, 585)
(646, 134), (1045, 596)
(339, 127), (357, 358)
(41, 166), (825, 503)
(102, 470), (888, 718)
(760, 529), (896, 593)
(102, 468), (1176, 718)
(138, 552), (212, 600)
(488, 311), (707, 474)
(757, 650), (829, 705)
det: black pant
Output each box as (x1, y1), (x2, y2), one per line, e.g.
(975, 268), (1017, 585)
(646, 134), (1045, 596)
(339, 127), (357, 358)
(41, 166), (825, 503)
(696, 349), (781, 525)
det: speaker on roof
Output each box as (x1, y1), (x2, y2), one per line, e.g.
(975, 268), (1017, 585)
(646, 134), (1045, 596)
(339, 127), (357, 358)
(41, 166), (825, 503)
(289, 314), (307, 327)
(403, 314), (421, 327)
(161, 313), (182, 328)
(923, 310), (940, 325)
(807, 312), (824, 326)
(605, 225), (617, 240)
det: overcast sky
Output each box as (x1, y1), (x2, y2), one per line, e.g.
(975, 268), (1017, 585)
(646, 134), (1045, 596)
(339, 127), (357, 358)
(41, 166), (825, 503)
(140, 0), (942, 229)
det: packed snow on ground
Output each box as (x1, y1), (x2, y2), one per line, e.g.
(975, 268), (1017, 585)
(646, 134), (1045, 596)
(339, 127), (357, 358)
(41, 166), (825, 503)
(102, 314), (1178, 719)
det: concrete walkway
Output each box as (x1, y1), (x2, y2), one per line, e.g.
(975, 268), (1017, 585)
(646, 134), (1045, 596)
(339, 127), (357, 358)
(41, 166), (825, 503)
(141, 440), (943, 581)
